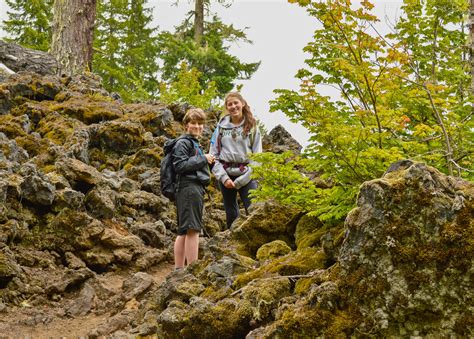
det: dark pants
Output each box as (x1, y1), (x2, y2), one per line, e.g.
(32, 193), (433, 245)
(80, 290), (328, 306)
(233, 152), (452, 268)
(219, 178), (257, 229)
(176, 180), (205, 235)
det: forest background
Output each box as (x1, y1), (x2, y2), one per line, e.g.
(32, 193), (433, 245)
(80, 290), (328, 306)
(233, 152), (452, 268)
(0, 0), (472, 227)
(0, 0), (407, 148)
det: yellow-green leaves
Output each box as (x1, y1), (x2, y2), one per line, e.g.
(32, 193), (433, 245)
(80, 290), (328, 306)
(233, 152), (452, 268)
(256, 0), (472, 224)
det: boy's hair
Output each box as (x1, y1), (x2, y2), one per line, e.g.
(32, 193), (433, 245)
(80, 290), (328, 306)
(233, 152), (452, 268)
(183, 108), (206, 125)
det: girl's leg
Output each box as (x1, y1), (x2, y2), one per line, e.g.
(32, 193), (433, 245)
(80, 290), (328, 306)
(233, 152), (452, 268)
(238, 179), (258, 214)
(219, 181), (240, 228)
(184, 229), (200, 264)
(174, 235), (186, 269)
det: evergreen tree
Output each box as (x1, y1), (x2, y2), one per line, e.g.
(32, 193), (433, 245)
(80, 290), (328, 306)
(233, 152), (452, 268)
(2, 0), (53, 51)
(122, 0), (160, 96)
(93, 0), (159, 101)
(157, 1), (260, 98)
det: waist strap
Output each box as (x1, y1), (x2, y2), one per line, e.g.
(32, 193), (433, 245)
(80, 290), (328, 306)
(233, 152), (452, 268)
(220, 160), (248, 172)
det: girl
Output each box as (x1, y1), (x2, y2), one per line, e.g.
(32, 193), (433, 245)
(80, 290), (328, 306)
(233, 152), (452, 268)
(172, 108), (215, 269)
(210, 92), (262, 229)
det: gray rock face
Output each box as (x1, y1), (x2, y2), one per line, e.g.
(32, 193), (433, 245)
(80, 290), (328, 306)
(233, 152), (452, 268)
(339, 162), (473, 336)
(263, 124), (302, 154)
(122, 272), (154, 301)
(66, 283), (95, 316)
(19, 164), (55, 205)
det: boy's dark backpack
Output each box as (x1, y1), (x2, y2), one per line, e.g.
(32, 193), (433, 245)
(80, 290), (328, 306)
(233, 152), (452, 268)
(160, 136), (193, 201)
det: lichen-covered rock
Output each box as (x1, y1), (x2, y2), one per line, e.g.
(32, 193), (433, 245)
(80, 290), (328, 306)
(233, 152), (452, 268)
(56, 157), (103, 190)
(231, 200), (302, 257)
(294, 213), (325, 249)
(85, 186), (117, 219)
(338, 162), (473, 336)
(94, 120), (145, 156)
(240, 276), (291, 321)
(256, 240), (292, 261)
(19, 163), (55, 206)
(0, 246), (22, 287)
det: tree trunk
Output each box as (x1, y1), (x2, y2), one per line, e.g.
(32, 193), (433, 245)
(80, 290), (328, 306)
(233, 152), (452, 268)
(50, 0), (97, 75)
(471, 0), (474, 95)
(194, 0), (204, 45)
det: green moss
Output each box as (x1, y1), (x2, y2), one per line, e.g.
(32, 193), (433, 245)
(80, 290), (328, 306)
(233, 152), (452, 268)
(0, 115), (28, 138)
(256, 240), (291, 261)
(233, 247), (325, 289)
(294, 277), (318, 295)
(178, 299), (253, 339)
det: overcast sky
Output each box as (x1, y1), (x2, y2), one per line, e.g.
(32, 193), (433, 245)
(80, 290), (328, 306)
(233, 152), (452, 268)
(0, 0), (403, 148)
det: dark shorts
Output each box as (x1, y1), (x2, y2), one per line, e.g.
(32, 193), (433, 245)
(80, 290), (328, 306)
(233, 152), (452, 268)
(176, 180), (205, 236)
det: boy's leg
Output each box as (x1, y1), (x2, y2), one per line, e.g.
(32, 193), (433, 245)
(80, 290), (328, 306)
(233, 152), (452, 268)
(174, 235), (186, 269)
(219, 181), (239, 228)
(184, 229), (200, 264)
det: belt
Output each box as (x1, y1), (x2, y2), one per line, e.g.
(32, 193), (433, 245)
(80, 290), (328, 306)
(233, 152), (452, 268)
(220, 160), (247, 172)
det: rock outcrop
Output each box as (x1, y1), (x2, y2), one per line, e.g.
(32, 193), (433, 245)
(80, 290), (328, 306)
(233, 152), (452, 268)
(0, 69), (472, 338)
(132, 163), (472, 338)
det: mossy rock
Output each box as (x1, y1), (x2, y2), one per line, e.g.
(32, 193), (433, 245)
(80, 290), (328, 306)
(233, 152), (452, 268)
(6, 73), (62, 102)
(121, 103), (174, 136)
(0, 249), (21, 283)
(94, 120), (145, 156)
(0, 114), (29, 138)
(49, 96), (123, 124)
(173, 298), (254, 339)
(256, 240), (292, 261)
(120, 147), (162, 169)
(36, 111), (83, 145)
(231, 201), (302, 257)
(233, 247), (326, 289)
(294, 213), (327, 249)
(24, 208), (99, 253)
(240, 276), (291, 321)
(14, 135), (49, 158)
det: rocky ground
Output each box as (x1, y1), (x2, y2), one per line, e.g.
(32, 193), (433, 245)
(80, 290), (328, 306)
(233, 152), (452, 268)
(0, 70), (472, 337)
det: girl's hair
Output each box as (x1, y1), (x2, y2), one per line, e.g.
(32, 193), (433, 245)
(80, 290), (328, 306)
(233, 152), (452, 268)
(183, 108), (206, 125)
(224, 92), (256, 135)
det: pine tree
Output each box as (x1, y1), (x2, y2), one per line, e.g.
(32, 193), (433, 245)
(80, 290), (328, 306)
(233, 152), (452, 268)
(2, 0), (53, 51)
(93, 0), (159, 101)
(122, 0), (159, 96)
(157, 1), (260, 98)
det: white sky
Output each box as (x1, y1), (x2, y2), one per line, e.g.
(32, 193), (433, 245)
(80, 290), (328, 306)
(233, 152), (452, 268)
(0, 0), (404, 148)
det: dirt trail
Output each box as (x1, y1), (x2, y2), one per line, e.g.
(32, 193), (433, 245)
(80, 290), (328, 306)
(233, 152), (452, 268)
(0, 263), (174, 338)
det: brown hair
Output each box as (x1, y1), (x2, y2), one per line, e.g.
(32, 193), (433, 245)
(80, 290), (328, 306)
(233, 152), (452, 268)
(224, 92), (256, 135)
(183, 108), (206, 126)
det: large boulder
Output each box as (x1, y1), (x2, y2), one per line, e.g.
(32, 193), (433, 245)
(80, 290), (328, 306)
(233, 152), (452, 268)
(338, 162), (473, 336)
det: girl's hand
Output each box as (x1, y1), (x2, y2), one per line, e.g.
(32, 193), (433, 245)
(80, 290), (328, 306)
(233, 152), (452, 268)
(205, 154), (215, 164)
(224, 179), (235, 189)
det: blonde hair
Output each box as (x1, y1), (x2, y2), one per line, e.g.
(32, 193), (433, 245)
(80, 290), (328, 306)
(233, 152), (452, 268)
(183, 108), (206, 125)
(224, 92), (256, 135)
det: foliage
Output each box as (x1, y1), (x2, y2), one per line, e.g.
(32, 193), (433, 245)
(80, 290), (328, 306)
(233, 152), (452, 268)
(93, 0), (160, 102)
(158, 62), (219, 109)
(251, 0), (472, 224)
(157, 5), (260, 97)
(2, 0), (53, 51)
